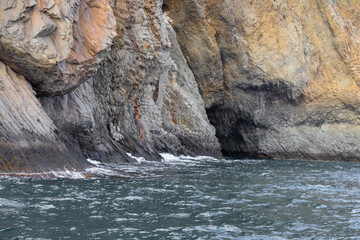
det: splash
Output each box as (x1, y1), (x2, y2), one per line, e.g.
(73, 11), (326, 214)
(0, 153), (223, 179)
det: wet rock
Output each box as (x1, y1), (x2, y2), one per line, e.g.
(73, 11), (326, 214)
(0, 0), (221, 173)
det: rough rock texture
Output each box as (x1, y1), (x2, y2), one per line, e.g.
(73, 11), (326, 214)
(0, 0), (220, 172)
(3, 0), (360, 173)
(39, 80), (134, 164)
(92, 0), (221, 159)
(164, 0), (360, 161)
(0, 0), (116, 95)
(0, 61), (86, 172)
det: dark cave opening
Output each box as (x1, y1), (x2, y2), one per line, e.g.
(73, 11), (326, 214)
(205, 106), (261, 159)
(162, 2), (169, 13)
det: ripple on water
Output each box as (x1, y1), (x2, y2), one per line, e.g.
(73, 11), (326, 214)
(1, 156), (360, 239)
(197, 211), (228, 217)
(173, 200), (207, 207)
(168, 213), (191, 218)
(33, 203), (56, 211)
(118, 196), (145, 201)
(0, 198), (26, 209)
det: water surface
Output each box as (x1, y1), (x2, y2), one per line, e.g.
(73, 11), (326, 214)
(1, 155), (360, 239)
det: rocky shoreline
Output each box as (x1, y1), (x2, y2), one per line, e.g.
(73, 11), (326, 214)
(1, 0), (360, 172)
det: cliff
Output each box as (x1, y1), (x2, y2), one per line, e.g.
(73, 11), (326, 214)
(0, 0), (220, 172)
(1, 0), (360, 172)
(165, 0), (360, 160)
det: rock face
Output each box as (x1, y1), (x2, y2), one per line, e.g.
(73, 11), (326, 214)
(164, 0), (360, 161)
(0, 0), (116, 95)
(0, 61), (86, 172)
(0, 0), (220, 172)
(2, 0), (360, 173)
(92, 0), (221, 159)
(39, 80), (134, 165)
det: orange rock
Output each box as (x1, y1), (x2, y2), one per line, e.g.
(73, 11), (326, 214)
(0, 0), (116, 95)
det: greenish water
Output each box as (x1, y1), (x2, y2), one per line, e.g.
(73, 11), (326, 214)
(1, 155), (360, 239)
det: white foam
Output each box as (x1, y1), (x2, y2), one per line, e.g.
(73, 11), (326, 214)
(86, 159), (123, 177)
(0, 153), (222, 179)
(84, 153), (222, 177)
(160, 153), (221, 166)
(87, 159), (102, 166)
(160, 153), (198, 165)
(50, 169), (86, 179)
(126, 153), (148, 164)
(86, 167), (117, 177)
(0, 170), (87, 179)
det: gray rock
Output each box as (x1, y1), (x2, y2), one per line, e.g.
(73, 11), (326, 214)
(91, 0), (221, 159)
(40, 80), (135, 164)
(0, 61), (86, 172)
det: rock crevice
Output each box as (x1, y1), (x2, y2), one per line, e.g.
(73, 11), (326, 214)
(165, 0), (360, 161)
(0, 0), (221, 172)
(2, 0), (360, 172)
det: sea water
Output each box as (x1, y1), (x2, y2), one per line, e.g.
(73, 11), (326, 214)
(1, 154), (360, 239)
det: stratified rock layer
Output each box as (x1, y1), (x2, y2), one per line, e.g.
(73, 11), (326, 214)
(0, 61), (86, 172)
(165, 0), (360, 160)
(3, 0), (360, 173)
(0, 0), (221, 172)
(93, 0), (221, 159)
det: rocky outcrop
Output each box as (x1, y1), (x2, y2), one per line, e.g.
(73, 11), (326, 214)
(0, 61), (86, 172)
(3, 0), (360, 173)
(92, 0), (221, 159)
(0, 0), (220, 172)
(0, 0), (116, 95)
(39, 80), (135, 165)
(164, 0), (360, 161)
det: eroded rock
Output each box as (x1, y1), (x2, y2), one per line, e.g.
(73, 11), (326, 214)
(0, 0), (116, 95)
(92, 0), (221, 159)
(0, 0), (221, 173)
(0, 61), (86, 172)
(40, 80), (135, 164)
(4, 0), (360, 173)
(165, 0), (360, 161)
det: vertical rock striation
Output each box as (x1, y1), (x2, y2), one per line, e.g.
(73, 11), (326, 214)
(0, 61), (86, 172)
(165, 0), (360, 161)
(0, 0), (221, 172)
(92, 0), (221, 159)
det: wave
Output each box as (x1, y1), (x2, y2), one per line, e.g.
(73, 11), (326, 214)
(0, 153), (262, 179)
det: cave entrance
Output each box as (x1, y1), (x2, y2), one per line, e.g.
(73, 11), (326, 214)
(162, 2), (169, 13)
